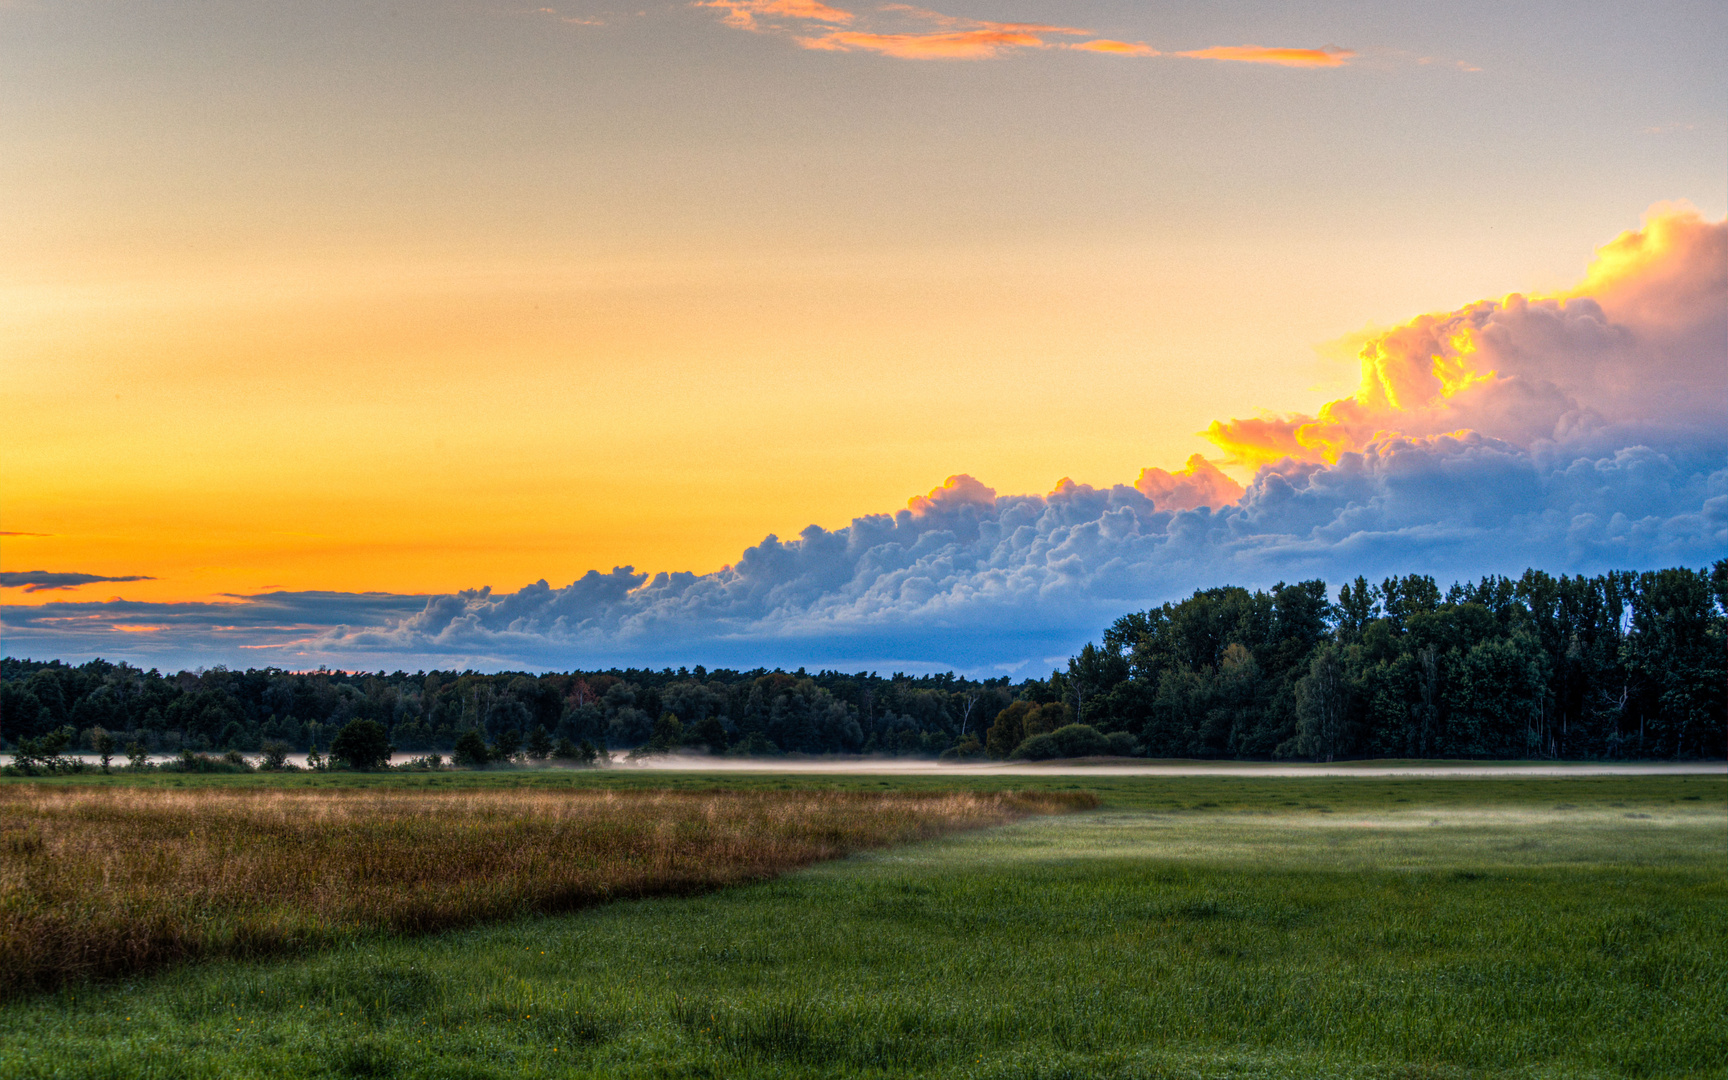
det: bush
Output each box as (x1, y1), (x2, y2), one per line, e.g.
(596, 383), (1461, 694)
(1013, 724), (1109, 760)
(10, 728), (80, 775)
(259, 740), (293, 770)
(1011, 733), (1060, 760)
(170, 750), (251, 773)
(1104, 731), (1140, 757)
(939, 735), (985, 761)
(330, 719), (392, 771)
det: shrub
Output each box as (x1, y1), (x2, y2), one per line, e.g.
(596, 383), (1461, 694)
(1012, 733), (1060, 760)
(1013, 724), (1109, 760)
(985, 701), (1073, 759)
(330, 719), (392, 771)
(939, 735), (985, 761)
(11, 727), (81, 775)
(1104, 731), (1140, 757)
(170, 750), (250, 773)
(259, 740), (292, 770)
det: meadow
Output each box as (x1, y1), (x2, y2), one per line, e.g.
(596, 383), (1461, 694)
(0, 771), (1722, 1079)
(0, 781), (1090, 996)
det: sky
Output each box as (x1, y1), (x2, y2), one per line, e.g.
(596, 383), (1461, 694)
(2, 0), (1724, 673)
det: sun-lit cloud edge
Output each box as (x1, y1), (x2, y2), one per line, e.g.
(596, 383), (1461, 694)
(1203, 203), (1727, 471)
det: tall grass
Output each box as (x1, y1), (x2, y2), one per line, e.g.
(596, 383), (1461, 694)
(0, 785), (1093, 995)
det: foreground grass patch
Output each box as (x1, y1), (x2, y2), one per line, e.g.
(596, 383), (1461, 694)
(0, 786), (1093, 994)
(0, 776), (1721, 1078)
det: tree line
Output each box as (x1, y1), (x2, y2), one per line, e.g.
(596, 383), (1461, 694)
(2, 561), (1722, 765)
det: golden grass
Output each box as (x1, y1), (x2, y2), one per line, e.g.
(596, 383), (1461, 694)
(0, 785), (1094, 995)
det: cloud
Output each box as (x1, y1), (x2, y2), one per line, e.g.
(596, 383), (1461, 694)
(1203, 204), (1728, 470)
(5, 205), (1722, 673)
(1175, 45), (1353, 68)
(790, 6), (1089, 58)
(0, 571), (155, 593)
(699, 2), (1353, 66)
(1134, 455), (1244, 511)
(1069, 39), (1159, 57)
(1, 591), (433, 667)
(698, 0), (853, 32)
(799, 27), (1049, 58)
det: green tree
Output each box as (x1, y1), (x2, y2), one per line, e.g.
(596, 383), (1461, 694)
(526, 725), (553, 760)
(1295, 645), (1349, 762)
(88, 726), (117, 772)
(692, 715), (729, 753)
(649, 713), (684, 750)
(330, 719), (392, 771)
(452, 730), (490, 768)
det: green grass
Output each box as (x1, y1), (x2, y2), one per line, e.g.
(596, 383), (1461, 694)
(0, 774), (1722, 1079)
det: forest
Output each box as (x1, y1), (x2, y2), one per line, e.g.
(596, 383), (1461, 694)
(2, 562), (1723, 763)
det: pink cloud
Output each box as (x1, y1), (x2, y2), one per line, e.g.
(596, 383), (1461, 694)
(697, 0), (854, 32)
(698, 2), (1358, 68)
(1133, 455), (1245, 511)
(1069, 39), (1159, 57)
(1175, 44), (1354, 67)
(800, 27), (1050, 58)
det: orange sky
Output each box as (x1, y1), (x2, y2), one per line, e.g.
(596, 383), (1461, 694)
(2, 0), (1722, 608)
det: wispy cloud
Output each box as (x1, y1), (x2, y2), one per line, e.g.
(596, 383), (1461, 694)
(519, 5), (608, 26)
(696, 1), (1355, 66)
(698, 0), (854, 32)
(0, 571), (155, 593)
(1174, 44), (1353, 68)
(1069, 39), (1159, 57)
(800, 27), (1060, 59)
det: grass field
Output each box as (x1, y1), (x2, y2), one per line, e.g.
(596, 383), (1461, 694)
(0, 783), (1090, 995)
(0, 771), (1722, 1079)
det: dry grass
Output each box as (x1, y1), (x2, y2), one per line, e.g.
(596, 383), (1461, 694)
(0, 785), (1093, 995)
